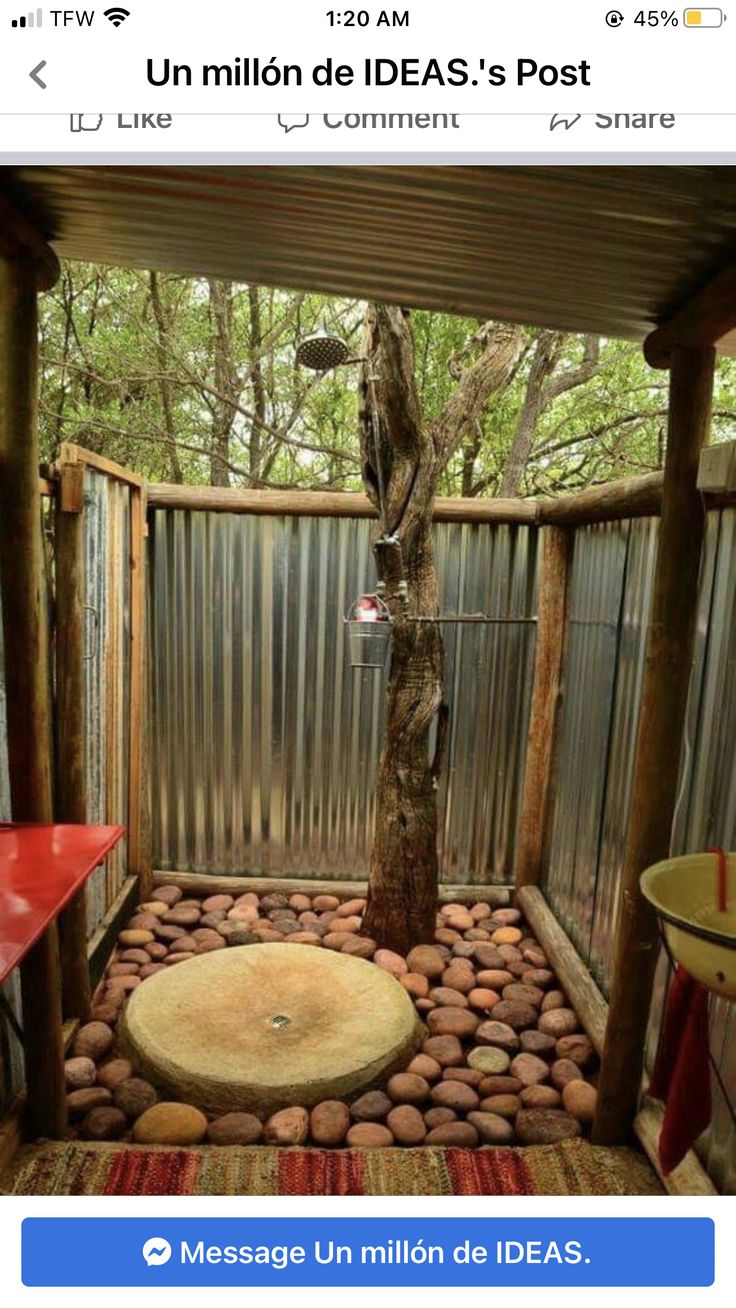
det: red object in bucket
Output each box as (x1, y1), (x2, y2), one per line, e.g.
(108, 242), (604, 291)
(706, 845), (728, 913)
(354, 596), (380, 622)
(648, 965), (712, 1175)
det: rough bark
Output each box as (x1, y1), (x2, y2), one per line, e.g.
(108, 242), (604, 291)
(208, 279), (238, 488)
(360, 306), (524, 952)
(149, 270), (183, 483)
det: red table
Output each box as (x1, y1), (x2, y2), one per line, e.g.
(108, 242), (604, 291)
(0, 822), (125, 984)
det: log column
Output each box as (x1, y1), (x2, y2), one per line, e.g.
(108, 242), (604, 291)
(514, 525), (573, 891)
(0, 253), (66, 1139)
(593, 345), (715, 1145)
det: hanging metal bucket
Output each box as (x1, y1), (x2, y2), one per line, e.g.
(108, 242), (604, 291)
(640, 850), (736, 999)
(345, 594), (392, 669)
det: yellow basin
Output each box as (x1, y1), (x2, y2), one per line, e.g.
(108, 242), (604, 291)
(640, 852), (736, 1000)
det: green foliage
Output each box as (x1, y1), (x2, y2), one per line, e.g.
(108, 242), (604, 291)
(38, 261), (736, 496)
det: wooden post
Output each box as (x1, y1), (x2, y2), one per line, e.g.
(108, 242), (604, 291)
(55, 459), (92, 1020)
(593, 345), (715, 1145)
(514, 526), (573, 890)
(128, 487), (152, 899)
(0, 254), (66, 1140)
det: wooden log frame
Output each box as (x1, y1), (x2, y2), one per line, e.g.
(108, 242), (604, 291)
(644, 264), (736, 369)
(146, 473), (664, 525)
(153, 870), (513, 907)
(513, 526), (574, 890)
(518, 887), (716, 1197)
(127, 487), (151, 900)
(0, 253), (66, 1140)
(593, 346), (716, 1146)
(54, 459), (92, 1020)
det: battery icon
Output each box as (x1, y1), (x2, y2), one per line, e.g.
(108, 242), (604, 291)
(683, 8), (725, 23)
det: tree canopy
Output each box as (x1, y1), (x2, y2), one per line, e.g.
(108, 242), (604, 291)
(38, 262), (736, 496)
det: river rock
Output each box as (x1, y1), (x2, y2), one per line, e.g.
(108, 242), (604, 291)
(429, 1081), (479, 1112)
(64, 1057), (97, 1090)
(516, 1108), (582, 1145)
(440, 964), (475, 994)
(96, 1058), (134, 1090)
(556, 1034), (595, 1068)
(479, 1093), (520, 1120)
(313, 894), (340, 911)
(81, 1106), (128, 1141)
(346, 1122), (394, 1148)
(522, 969), (554, 989)
(470, 902), (493, 922)
(350, 1090), (392, 1121)
(108, 962), (140, 977)
(407, 1054), (441, 1081)
(562, 1080), (598, 1123)
(520, 1084), (562, 1108)
(118, 929), (154, 948)
(114, 1077), (158, 1118)
(145, 941), (168, 959)
(503, 982), (544, 1008)
(310, 1100), (350, 1146)
(467, 1045), (510, 1076)
(520, 1030), (557, 1058)
(263, 1106), (309, 1146)
(422, 1034), (464, 1067)
(374, 949), (408, 976)
(66, 1087), (113, 1118)
(154, 885), (183, 906)
(538, 1008), (580, 1038)
(478, 1075), (522, 1096)
(341, 936), (375, 959)
(387, 1073), (430, 1105)
(491, 926), (523, 946)
(550, 1059), (584, 1090)
(205, 1112), (263, 1145)
(476, 969), (514, 990)
(435, 927), (461, 947)
(424, 1107), (457, 1128)
(442, 1067), (484, 1087)
(473, 944), (506, 970)
(510, 1052), (550, 1087)
(201, 894), (234, 913)
(132, 1102), (207, 1144)
(491, 908), (522, 926)
(73, 1021), (114, 1063)
(387, 1104), (426, 1145)
(467, 1111), (515, 1144)
(467, 988), (500, 1013)
(491, 1000), (538, 1031)
(425, 1121), (479, 1147)
(474, 1020), (519, 1053)
(400, 972), (430, 1000)
(429, 986), (469, 1008)
(426, 1006), (479, 1039)
(443, 909), (474, 932)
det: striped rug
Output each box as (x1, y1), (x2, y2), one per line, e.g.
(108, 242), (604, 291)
(3, 1138), (662, 1196)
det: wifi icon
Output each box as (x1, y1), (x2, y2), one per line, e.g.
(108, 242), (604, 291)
(104, 6), (130, 25)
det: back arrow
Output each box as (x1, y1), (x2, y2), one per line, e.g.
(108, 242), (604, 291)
(29, 60), (47, 89)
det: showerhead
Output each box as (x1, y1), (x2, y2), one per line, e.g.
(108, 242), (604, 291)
(295, 333), (352, 372)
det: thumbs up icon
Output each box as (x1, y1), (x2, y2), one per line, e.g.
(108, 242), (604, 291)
(70, 114), (104, 132)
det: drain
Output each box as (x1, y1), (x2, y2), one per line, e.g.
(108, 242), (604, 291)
(270, 1014), (291, 1029)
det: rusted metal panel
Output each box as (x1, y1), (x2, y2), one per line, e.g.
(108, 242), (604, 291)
(7, 166), (736, 348)
(148, 509), (537, 884)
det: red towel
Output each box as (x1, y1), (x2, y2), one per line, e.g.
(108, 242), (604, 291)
(648, 965), (712, 1175)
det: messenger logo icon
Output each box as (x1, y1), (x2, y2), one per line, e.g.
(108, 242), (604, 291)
(142, 1237), (173, 1267)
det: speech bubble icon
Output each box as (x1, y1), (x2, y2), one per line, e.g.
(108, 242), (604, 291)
(142, 1237), (172, 1267)
(278, 113), (310, 133)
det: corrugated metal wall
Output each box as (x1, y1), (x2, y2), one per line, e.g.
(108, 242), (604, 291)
(542, 508), (736, 1195)
(148, 510), (538, 883)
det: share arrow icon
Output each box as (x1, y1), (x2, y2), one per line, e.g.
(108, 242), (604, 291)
(549, 113), (582, 132)
(29, 60), (47, 89)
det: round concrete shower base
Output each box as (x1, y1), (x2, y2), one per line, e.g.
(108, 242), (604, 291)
(120, 942), (424, 1115)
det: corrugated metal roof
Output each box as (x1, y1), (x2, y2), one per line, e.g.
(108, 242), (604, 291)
(4, 165), (736, 344)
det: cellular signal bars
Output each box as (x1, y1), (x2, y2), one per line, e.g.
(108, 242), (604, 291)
(11, 8), (43, 25)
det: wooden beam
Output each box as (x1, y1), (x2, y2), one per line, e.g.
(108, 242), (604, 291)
(86, 875), (140, 990)
(517, 888), (716, 1195)
(593, 346), (716, 1146)
(153, 870), (512, 906)
(514, 528), (573, 890)
(644, 264), (736, 369)
(54, 461), (91, 1021)
(59, 442), (145, 488)
(0, 254), (66, 1141)
(540, 472), (663, 525)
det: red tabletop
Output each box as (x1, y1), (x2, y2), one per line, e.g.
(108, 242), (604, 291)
(0, 823), (125, 983)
